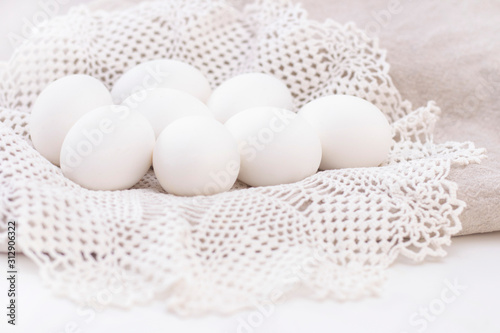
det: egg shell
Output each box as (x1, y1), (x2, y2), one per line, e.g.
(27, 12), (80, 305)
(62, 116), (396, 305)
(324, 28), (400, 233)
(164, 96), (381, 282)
(60, 105), (155, 191)
(208, 72), (294, 123)
(111, 59), (212, 103)
(30, 75), (113, 166)
(225, 107), (322, 187)
(122, 88), (213, 138)
(153, 116), (240, 196)
(299, 95), (393, 169)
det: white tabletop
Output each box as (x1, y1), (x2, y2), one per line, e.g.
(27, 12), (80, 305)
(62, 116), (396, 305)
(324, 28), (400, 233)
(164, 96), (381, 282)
(1, 232), (499, 333)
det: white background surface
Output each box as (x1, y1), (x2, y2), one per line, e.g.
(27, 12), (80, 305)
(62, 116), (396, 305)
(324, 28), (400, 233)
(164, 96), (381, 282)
(1, 232), (500, 333)
(1, 1), (499, 332)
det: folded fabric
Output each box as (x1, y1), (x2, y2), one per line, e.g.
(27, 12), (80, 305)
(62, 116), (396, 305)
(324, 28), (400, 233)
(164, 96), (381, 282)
(301, 0), (500, 234)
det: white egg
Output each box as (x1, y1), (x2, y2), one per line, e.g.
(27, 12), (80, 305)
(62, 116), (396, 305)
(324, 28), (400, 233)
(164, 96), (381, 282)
(30, 75), (113, 166)
(299, 95), (393, 169)
(122, 88), (213, 138)
(60, 105), (155, 191)
(225, 107), (322, 187)
(208, 73), (294, 123)
(153, 116), (240, 196)
(111, 59), (212, 103)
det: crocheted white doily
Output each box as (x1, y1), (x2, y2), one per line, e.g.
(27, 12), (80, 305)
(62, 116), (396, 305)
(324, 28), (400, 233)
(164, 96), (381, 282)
(0, 0), (486, 315)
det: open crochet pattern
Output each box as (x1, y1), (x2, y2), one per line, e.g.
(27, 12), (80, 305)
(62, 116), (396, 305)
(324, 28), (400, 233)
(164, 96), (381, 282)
(0, 0), (486, 315)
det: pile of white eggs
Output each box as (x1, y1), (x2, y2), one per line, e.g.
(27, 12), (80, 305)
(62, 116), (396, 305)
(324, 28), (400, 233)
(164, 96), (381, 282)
(29, 59), (392, 196)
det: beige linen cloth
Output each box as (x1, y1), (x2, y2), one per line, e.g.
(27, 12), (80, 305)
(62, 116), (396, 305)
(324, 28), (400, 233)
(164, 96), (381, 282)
(298, 0), (500, 235)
